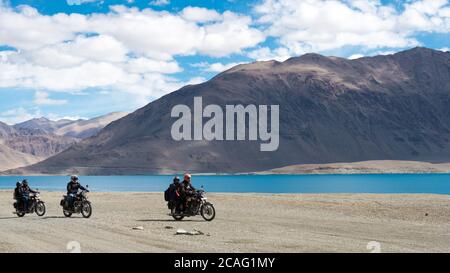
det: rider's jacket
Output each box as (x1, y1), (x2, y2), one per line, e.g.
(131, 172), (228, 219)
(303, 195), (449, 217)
(179, 180), (196, 197)
(20, 185), (36, 197)
(67, 182), (86, 195)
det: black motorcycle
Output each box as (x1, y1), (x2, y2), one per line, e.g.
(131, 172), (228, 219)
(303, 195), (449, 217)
(13, 192), (46, 217)
(169, 188), (215, 221)
(60, 186), (92, 218)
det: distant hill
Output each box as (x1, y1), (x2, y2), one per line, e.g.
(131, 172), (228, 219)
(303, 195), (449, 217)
(14, 117), (80, 133)
(3, 127), (78, 158)
(0, 143), (43, 172)
(54, 112), (128, 139)
(0, 121), (73, 170)
(0, 112), (127, 171)
(13, 112), (128, 139)
(6, 47), (450, 175)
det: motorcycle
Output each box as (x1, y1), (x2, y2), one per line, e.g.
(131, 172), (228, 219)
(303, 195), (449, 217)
(169, 188), (216, 221)
(60, 186), (92, 218)
(13, 192), (46, 217)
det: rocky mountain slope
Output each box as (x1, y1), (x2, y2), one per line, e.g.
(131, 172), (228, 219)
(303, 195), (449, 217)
(14, 112), (128, 139)
(1, 121), (77, 157)
(0, 143), (43, 171)
(1, 121), (68, 170)
(54, 112), (128, 139)
(7, 47), (450, 175)
(0, 111), (129, 171)
(14, 118), (80, 134)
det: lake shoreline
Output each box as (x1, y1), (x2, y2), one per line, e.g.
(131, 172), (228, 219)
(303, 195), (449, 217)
(257, 160), (450, 175)
(4, 160), (450, 176)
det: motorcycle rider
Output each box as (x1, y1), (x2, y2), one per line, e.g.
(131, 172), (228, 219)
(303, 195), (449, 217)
(179, 173), (196, 212)
(168, 176), (181, 212)
(20, 179), (37, 212)
(66, 175), (87, 210)
(14, 182), (22, 207)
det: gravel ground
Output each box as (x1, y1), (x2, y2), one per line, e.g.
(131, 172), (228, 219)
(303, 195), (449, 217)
(0, 191), (449, 253)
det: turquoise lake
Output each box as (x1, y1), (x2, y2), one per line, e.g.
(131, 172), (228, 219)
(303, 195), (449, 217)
(0, 174), (449, 194)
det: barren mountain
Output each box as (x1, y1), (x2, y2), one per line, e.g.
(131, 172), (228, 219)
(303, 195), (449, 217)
(14, 113), (128, 139)
(54, 112), (128, 139)
(0, 121), (77, 169)
(7, 47), (450, 175)
(0, 143), (42, 171)
(0, 121), (15, 138)
(0, 112), (128, 171)
(14, 117), (79, 133)
(3, 128), (78, 158)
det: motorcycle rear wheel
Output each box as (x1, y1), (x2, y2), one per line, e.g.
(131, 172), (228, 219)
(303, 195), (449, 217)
(63, 210), (72, 217)
(171, 207), (184, 221)
(16, 211), (25, 217)
(35, 201), (46, 216)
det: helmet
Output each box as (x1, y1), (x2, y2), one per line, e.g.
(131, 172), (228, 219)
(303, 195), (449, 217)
(22, 179), (28, 185)
(184, 173), (191, 181)
(16, 182), (21, 187)
(71, 175), (79, 181)
(173, 176), (180, 183)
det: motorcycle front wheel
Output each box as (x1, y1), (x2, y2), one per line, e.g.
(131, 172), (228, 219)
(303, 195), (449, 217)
(201, 202), (216, 221)
(35, 201), (46, 216)
(81, 202), (92, 218)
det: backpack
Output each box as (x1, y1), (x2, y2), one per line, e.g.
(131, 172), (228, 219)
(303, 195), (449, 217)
(164, 186), (171, 201)
(13, 187), (20, 200)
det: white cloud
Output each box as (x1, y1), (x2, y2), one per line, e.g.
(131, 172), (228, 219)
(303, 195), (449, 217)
(66, 0), (100, 6)
(246, 47), (291, 62)
(10, 35), (128, 69)
(0, 107), (42, 125)
(0, 61), (130, 91)
(180, 7), (222, 23)
(0, 4), (264, 99)
(124, 57), (182, 74)
(254, 0), (450, 55)
(193, 61), (244, 72)
(198, 11), (265, 57)
(34, 91), (68, 105)
(348, 54), (364, 60)
(440, 47), (450, 52)
(185, 77), (206, 85)
(0, 5), (88, 51)
(47, 114), (86, 121)
(149, 0), (170, 7)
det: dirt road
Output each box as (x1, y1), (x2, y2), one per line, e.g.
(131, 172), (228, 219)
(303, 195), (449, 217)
(0, 191), (449, 252)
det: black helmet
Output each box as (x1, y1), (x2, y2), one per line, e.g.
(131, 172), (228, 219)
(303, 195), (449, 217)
(71, 175), (79, 181)
(173, 176), (180, 183)
(16, 182), (21, 187)
(22, 179), (28, 185)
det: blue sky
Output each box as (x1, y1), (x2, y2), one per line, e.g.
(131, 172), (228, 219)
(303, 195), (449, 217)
(0, 0), (449, 124)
